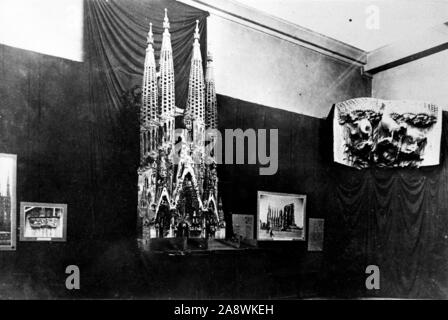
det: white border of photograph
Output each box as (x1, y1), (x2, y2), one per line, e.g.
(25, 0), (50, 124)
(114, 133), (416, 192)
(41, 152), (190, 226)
(257, 191), (306, 241)
(0, 153), (17, 251)
(20, 202), (67, 242)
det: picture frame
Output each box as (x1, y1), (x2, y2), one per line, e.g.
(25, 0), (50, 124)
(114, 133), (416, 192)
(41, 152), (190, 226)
(20, 202), (67, 242)
(257, 191), (306, 241)
(0, 153), (17, 251)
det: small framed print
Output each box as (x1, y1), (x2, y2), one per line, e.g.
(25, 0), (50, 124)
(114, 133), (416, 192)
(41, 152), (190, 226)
(0, 153), (17, 251)
(308, 218), (324, 251)
(232, 214), (254, 240)
(20, 202), (67, 242)
(257, 191), (306, 241)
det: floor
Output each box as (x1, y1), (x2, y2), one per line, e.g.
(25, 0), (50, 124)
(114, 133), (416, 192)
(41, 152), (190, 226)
(0, 238), (323, 299)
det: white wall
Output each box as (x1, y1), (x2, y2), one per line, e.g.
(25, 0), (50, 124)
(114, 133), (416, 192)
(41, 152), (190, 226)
(234, 0), (448, 52)
(372, 50), (448, 109)
(208, 14), (370, 118)
(0, 0), (83, 62)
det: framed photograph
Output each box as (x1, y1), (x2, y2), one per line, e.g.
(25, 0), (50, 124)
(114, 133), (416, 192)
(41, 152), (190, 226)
(20, 202), (67, 242)
(257, 191), (306, 241)
(0, 153), (17, 251)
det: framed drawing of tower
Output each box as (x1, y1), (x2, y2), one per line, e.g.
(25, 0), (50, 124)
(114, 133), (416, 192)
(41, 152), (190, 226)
(257, 191), (306, 241)
(0, 153), (17, 251)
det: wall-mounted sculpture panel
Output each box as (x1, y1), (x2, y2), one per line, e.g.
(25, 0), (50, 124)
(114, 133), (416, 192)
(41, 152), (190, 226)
(333, 98), (441, 169)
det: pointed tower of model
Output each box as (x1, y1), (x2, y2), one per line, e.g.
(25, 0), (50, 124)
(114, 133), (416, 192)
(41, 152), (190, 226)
(205, 50), (218, 130)
(141, 22), (159, 159)
(159, 8), (176, 148)
(138, 21), (159, 240)
(154, 9), (176, 231)
(202, 48), (219, 217)
(183, 20), (206, 195)
(184, 20), (205, 151)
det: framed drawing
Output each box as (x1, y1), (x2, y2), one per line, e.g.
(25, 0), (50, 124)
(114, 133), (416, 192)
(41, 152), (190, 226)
(20, 202), (67, 242)
(0, 153), (17, 251)
(257, 191), (306, 241)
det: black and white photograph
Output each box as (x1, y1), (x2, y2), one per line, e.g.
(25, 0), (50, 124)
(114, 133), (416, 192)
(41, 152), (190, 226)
(20, 202), (67, 242)
(0, 154), (16, 251)
(1, 0), (448, 305)
(257, 191), (306, 241)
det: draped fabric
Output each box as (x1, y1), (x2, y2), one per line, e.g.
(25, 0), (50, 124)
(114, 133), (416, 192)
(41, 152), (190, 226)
(85, 0), (208, 112)
(324, 108), (448, 299)
(82, 0), (208, 238)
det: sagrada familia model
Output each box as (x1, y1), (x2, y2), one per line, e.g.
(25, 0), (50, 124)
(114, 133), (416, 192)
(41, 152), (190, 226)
(137, 10), (225, 240)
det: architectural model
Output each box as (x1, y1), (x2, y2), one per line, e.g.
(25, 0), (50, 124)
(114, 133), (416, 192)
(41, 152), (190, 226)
(137, 10), (225, 240)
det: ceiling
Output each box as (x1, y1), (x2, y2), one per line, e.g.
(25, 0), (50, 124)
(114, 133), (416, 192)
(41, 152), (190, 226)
(233, 0), (448, 52)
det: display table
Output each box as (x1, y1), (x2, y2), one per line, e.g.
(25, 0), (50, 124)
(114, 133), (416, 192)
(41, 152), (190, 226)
(137, 237), (258, 253)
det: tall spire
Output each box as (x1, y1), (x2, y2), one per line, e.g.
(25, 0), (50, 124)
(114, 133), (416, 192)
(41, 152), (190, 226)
(185, 20), (205, 122)
(192, 20), (202, 65)
(184, 19), (206, 199)
(194, 18), (200, 41)
(159, 8), (175, 148)
(142, 22), (158, 126)
(147, 22), (154, 45)
(205, 50), (218, 129)
(163, 8), (170, 30)
(159, 8), (175, 118)
(141, 21), (159, 159)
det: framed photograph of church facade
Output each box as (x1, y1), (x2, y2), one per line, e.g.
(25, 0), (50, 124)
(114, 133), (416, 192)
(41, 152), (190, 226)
(257, 191), (306, 241)
(0, 153), (17, 251)
(20, 202), (67, 242)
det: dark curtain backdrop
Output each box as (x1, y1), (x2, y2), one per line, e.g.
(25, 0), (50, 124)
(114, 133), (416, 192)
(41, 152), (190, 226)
(83, 0), (208, 239)
(85, 0), (208, 112)
(323, 107), (448, 298)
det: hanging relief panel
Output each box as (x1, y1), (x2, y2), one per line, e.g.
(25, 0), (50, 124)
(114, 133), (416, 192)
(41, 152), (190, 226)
(333, 98), (441, 168)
